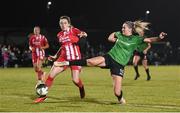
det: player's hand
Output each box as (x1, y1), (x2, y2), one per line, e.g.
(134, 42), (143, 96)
(159, 32), (167, 39)
(30, 47), (35, 52)
(78, 32), (87, 38)
(40, 47), (45, 50)
(48, 55), (57, 61)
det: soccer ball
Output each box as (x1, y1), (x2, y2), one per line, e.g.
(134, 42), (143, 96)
(36, 84), (48, 96)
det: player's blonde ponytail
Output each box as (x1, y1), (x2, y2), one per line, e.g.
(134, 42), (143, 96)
(133, 20), (150, 36)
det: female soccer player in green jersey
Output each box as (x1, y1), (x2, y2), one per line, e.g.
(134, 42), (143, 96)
(53, 20), (167, 104)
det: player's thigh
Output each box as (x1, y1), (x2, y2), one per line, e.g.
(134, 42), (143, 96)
(87, 56), (105, 66)
(133, 55), (140, 65)
(49, 65), (64, 78)
(142, 59), (148, 68)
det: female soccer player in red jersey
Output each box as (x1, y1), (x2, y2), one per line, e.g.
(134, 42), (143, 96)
(34, 16), (87, 103)
(29, 26), (49, 85)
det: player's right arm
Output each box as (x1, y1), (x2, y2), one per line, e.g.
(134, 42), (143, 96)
(29, 36), (35, 52)
(108, 32), (117, 43)
(48, 47), (62, 61)
(144, 32), (167, 43)
(48, 33), (62, 61)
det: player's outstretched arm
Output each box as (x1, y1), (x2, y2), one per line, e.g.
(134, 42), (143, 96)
(78, 31), (88, 38)
(144, 32), (167, 43)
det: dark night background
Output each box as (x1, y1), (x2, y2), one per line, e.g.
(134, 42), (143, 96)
(0, 0), (180, 66)
(0, 0), (179, 41)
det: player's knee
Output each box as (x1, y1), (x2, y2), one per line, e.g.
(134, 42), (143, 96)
(72, 78), (79, 84)
(35, 67), (39, 72)
(133, 61), (137, 66)
(87, 59), (95, 65)
(86, 59), (92, 64)
(142, 63), (147, 68)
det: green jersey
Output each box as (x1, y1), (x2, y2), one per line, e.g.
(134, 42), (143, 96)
(108, 32), (143, 66)
(136, 40), (148, 52)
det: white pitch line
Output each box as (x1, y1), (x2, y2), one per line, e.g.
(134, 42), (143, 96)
(128, 103), (180, 109)
(0, 95), (30, 99)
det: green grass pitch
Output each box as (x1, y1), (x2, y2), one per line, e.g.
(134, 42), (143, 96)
(0, 66), (180, 112)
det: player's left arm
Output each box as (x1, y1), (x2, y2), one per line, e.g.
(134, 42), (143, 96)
(144, 32), (167, 43)
(74, 28), (87, 38)
(78, 31), (87, 38)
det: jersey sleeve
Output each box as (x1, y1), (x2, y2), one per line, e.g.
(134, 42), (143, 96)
(57, 32), (61, 43)
(136, 36), (144, 45)
(43, 36), (48, 46)
(114, 31), (121, 39)
(72, 27), (81, 36)
(29, 36), (33, 47)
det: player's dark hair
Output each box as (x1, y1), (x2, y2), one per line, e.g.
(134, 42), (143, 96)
(124, 21), (134, 29)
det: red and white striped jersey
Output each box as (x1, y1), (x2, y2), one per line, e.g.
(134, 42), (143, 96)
(57, 27), (82, 61)
(29, 34), (48, 58)
(29, 34), (48, 49)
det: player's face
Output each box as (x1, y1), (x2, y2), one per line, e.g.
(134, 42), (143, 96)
(34, 27), (40, 35)
(122, 23), (132, 36)
(59, 19), (70, 31)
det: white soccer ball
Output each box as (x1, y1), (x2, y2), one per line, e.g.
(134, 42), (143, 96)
(36, 84), (48, 96)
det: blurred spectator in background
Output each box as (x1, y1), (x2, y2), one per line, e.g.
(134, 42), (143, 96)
(0, 44), (2, 67)
(163, 41), (173, 64)
(2, 47), (9, 68)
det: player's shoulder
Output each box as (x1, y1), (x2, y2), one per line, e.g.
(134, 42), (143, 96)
(40, 34), (46, 38)
(72, 27), (79, 30)
(71, 27), (80, 32)
(57, 31), (63, 37)
(114, 31), (122, 38)
(133, 35), (143, 40)
(115, 31), (121, 35)
(29, 34), (35, 39)
(132, 35), (144, 44)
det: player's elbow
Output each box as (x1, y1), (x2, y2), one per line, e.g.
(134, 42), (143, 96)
(108, 32), (116, 42)
(46, 44), (49, 49)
